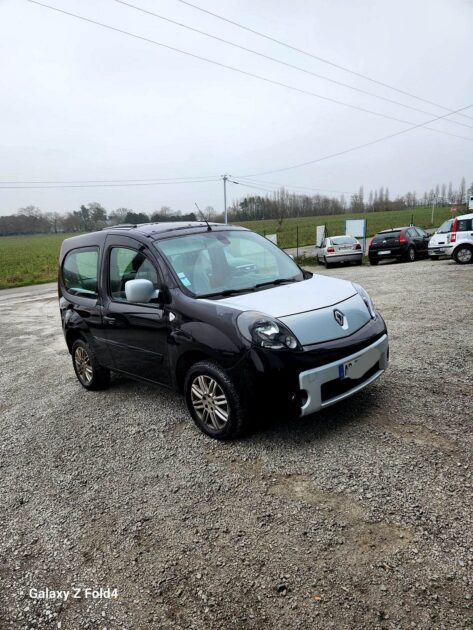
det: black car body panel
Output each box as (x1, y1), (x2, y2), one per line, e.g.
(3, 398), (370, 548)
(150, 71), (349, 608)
(368, 226), (430, 262)
(59, 222), (388, 420)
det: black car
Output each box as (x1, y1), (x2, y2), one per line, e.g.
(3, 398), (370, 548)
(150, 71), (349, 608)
(58, 222), (388, 439)
(368, 226), (430, 265)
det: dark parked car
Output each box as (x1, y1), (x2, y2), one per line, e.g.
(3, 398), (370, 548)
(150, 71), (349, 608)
(58, 222), (389, 440)
(368, 226), (430, 265)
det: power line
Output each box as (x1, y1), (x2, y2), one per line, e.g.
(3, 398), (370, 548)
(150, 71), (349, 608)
(230, 180), (278, 195)
(236, 176), (355, 195)
(237, 103), (473, 177)
(114, 0), (473, 131)
(26, 1), (473, 145)
(0, 178), (219, 189)
(0, 175), (217, 184)
(176, 0), (473, 123)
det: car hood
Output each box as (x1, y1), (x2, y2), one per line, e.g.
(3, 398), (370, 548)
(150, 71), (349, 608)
(212, 275), (371, 345)
(214, 275), (355, 316)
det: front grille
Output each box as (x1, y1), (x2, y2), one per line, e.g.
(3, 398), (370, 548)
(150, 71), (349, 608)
(320, 361), (380, 403)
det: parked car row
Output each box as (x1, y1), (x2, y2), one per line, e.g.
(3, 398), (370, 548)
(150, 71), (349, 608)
(314, 212), (473, 268)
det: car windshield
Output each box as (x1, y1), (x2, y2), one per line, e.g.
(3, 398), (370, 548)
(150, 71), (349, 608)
(437, 219), (454, 234)
(156, 229), (303, 298)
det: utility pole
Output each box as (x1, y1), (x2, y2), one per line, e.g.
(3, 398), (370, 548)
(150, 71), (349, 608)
(222, 174), (229, 224)
(431, 197), (436, 226)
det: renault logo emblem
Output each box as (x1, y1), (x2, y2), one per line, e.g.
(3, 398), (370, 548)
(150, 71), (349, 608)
(333, 309), (345, 326)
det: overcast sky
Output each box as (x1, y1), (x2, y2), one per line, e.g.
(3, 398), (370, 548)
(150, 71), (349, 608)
(1, 0), (472, 216)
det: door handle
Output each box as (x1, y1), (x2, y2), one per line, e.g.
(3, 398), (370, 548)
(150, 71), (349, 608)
(103, 315), (116, 325)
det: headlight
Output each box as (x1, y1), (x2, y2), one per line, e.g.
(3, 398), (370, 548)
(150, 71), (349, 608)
(237, 311), (300, 350)
(352, 282), (376, 319)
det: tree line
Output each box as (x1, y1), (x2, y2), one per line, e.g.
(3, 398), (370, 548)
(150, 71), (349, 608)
(0, 177), (471, 236)
(227, 177), (473, 222)
(0, 203), (218, 237)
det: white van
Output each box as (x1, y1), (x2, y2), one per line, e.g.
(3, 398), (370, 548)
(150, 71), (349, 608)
(428, 213), (473, 264)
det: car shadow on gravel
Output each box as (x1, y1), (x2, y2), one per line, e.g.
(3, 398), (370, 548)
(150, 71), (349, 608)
(249, 388), (379, 445)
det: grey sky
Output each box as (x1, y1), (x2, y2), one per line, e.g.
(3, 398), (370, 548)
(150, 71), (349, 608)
(1, 0), (472, 216)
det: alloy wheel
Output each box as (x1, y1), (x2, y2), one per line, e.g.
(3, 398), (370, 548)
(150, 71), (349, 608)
(457, 247), (472, 263)
(190, 375), (229, 430)
(74, 346), (93, 385)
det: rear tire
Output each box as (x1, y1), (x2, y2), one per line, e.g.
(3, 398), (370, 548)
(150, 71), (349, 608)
(71, 339), (110, 391)
(356, 259), (363, 266)
(324, 257), (332, 269)
(406, 246), (416, 262)
(184, 360), (249, 440)
(453, 245), (473, 264)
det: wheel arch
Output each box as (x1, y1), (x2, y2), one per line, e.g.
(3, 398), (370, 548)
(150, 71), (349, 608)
(65, 329), (87, 354)
(174, 350), (215, 393)
(453, 242), (473, 255)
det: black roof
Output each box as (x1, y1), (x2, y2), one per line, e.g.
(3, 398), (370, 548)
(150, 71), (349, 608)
(60, 221), (248, 255)
(102, 221), (247, 238)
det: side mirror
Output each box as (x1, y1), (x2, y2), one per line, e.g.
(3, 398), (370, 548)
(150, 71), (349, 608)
(125, 279), (160, 303)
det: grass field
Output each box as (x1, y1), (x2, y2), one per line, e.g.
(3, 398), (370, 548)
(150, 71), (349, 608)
(0, 206), (454, 289)
(0, 233), (76, 289)
(239, 205), (453, 249)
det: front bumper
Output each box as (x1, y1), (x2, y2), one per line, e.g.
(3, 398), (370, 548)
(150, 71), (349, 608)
(298, 333), (389, 416)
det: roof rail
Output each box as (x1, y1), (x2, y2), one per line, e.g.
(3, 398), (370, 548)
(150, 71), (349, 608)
(102, 223), (137, 230)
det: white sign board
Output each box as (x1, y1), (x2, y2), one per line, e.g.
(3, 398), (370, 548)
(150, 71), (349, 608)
(266, 233), (278, 245)
(468, 194), (473, 210)
(315, 225), (326, 247)
(346, 219), (366, 238)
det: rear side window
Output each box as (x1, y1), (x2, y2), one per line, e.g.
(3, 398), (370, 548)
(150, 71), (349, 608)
(62, 248), (99, 298)
(456, 218), (472, 232)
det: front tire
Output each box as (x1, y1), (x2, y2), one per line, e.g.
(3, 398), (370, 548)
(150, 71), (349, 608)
(71, 339), (110, 391)
(453, 245), (473, 264)
(369, 259), (378, 266)
(184, 361), (249, 440)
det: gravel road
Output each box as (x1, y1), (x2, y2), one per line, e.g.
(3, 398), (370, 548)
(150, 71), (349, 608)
(0, 258), (472, 629)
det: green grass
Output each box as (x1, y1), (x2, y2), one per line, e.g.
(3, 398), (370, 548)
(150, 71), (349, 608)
(238, 205), (454, 249)
(0, 206), (454, 289)
(0, 233), (78, 289)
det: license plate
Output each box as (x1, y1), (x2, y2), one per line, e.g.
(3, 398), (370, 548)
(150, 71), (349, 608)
(378, 250), (391, 255)
(339, 355), (373, 380)
(339, 360), (357, 379)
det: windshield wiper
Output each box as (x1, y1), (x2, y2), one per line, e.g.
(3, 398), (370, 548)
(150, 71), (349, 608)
(198, 287), (256, 299)
(198, 277), (298, 298)
(254, 277), (298, 289)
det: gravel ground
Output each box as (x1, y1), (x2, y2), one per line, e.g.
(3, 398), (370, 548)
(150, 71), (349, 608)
(0, 258), (472, 629)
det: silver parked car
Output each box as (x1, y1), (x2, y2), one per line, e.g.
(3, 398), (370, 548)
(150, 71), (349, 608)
(316, 235), (363, 268)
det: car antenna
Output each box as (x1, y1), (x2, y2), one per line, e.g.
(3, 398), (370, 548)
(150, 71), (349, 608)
(195, 202), (212, 231)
